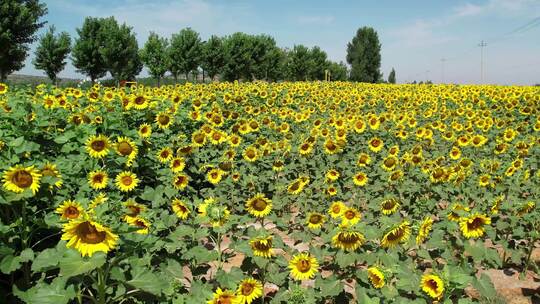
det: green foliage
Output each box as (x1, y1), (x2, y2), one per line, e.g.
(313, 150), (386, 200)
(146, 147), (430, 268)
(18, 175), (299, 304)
(388, 68), (396, 84)
(99, 17), (142, 82)
(222, 32), (255, 81)
(168, 28), (202, 81)
(201, 35), (225, 81)
(346, 26), (382, 83)
(140, 32), (169, 86)
(0, 0), (47, 81)
(32, 26), (71, 84)
(307, 46), (328, 80)
(287, 45), (312, 81)
(72, 17), (108, 82)
(327, 61), (348, 81)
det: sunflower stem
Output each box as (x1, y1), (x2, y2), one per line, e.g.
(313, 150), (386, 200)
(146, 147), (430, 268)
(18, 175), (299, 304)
(216, 230), (222, 271)
(522, 230), (537, 278)
(96, 267), (107, 304)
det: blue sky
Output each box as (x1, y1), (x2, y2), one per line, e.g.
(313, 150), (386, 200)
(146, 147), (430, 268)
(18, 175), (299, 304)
(20, 0), (540, 85)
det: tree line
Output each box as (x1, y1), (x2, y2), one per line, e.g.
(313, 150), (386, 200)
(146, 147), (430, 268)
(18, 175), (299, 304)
(1, 0), (396, 85)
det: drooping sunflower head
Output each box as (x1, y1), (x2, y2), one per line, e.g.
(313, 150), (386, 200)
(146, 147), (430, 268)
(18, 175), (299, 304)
(416, 217), (434, 244)
(88, 170), (108, 190)
(55, 200), (84, 220)
(171, 198), (190, 220)
(207, 287), (237, 304)
(380, 198), (400, 215)
(420, 274), (444, 300)
(125, 216), (150, 234)
(306, 213), (326, 230)
(85, 134), (110, 159)
(367, 267), (385, 289)
(236, 278), (263, 304)
(246, 193), (272, 218)
(329, 201), (346, 218)
(2, 165), (41, 195)
(288, 253), (319, 281)
(250, 236), (273, 258)
(40, 162), (63, 188)
(332, 229), (365, 251)
(459, 213), (491, 239)
(124, 199), (146, 218)
(381, 220), (411, 248)
(115, 137), (137, 159)
(61, 219), (118, 257)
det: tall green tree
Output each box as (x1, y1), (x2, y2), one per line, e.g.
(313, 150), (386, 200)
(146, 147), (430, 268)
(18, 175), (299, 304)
(72, 17), (108, 83)
(32, 26), (71, 84)
(327, 61), (348, 81)
(250, 34), (277, 80)
(388, 68), (396, 84)
(168, 28), (202, 82)
(287, 45), (312, 81)
(264, 46), (287, 82)
(140, 32), (169, 86)
(308, 46), (328, 80)
(346, 27), (381, 83)
(99, 17), (142, 83)
(201, 35), (225, 81)
(0, 0), (47, 82)
(222, 32), (254, 81)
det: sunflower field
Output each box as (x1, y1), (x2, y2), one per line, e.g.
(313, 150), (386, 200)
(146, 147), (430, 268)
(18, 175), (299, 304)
(0, 81), (539, 304)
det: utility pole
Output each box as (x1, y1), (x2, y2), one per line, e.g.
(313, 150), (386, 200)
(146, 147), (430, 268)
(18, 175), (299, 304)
(441, 58), (446, 84)
(478, 40), (487, 83)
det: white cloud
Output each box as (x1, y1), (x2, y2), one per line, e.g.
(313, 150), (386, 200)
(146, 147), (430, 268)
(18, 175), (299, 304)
(453, 3), (484, 17)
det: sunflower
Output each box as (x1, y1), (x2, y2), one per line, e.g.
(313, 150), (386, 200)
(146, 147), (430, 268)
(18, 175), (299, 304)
(207, 288), (237, 304)
(381, 156), (398, 171)
(246, 193), (272, 217)
(132, 94), (149, 110)
(332, 229), (365, 251)
(352, 172), (368, 186)
(449, 146), (461, 160)
(115, 137), (138, 165)
(115, 171), (139, 192)
(0, 83), (8, 95)
(89, 193), (108, 210)
(170, 157), (186, 173)
(341, 207), (361, 225)
(88, 170), (108, 190)
(298, 142), (313, 155)
(478, 174), (491, 187)
(306, 213), (326, 229)
(171, 198), (190, 220)
(287, 178), (306, 195)
(517, 201), (535, 216)
(368, 137), (384, 152)
(85, 134), (110, 158)
(288, 253), (319, 281)
(357, 152), (371, 167)
(367, 267), (385, 289)
(155, 112), (173, 129)
(157, 147), (173, 163)
(40, 162), (63, 188)
(236, 278), (263, 304)
(416, 217), (434, 244)
(250, 236), (273, 258)
(243, 146), (259, 162)
(61, 219), (118, 257)
(329, 201), (346, 218)
(380, 220), (411, 248)
(381, 198), (400, 215)
(2, 165), (41, 194)
(326, 169), (340, 182)
(125, 216), (150, 234)
(55, 200), (84, 220)
(207, 168), (224, 184)
(324, 139), (340, 154)
(138, 123), (152, 138)
(172, 173), (189, 190)
(447, 203), (470, 222)
(124, 199), (146, 219)
(420, 274), (444, 300)
(459, 213), (490, 239)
